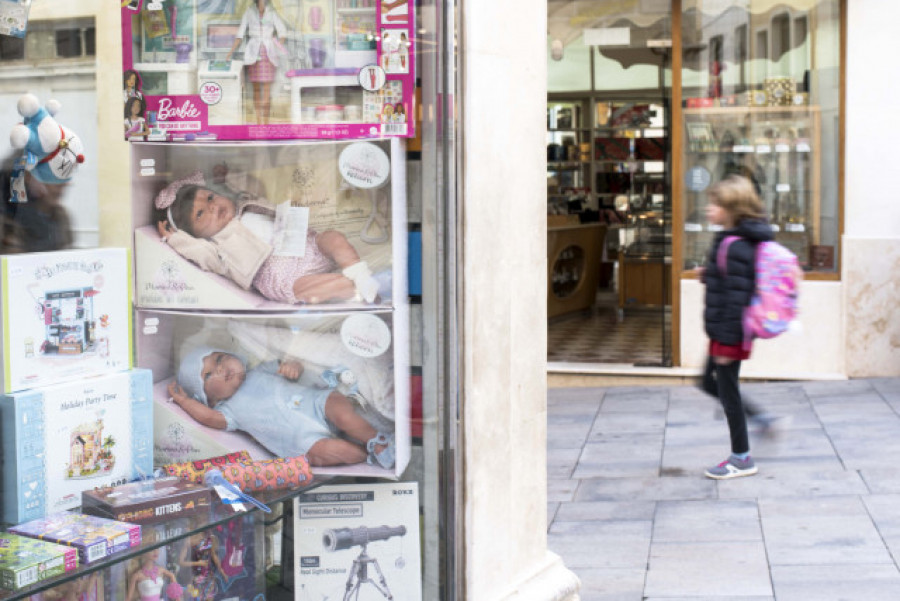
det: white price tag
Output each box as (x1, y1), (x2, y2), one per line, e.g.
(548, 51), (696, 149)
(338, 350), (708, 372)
(776, 183), (791, 193)
(756, 145), (772, 154)
(785, 223), (805, 232)
(770, 224), (781, 232)
(775, 144), (790, 153)
(684, 223), (703, 232)
(708, 224), (724, 232)
(796, 142), (811, 152)
(733, 145), (754, 153)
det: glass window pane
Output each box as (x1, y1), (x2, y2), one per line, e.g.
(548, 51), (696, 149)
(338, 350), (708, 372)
(0, 35), (24, 60)
(56, 29), (83, 58)
(681, 0), (841, 274)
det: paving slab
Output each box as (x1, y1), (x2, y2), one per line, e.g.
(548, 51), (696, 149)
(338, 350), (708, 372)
(589, 411), (667, 435)
(644, 541), (771, 597)
(570, 568), (646, 601)
(573, 435), (663, 479)
(575, 476), (716, 502)
(548, 521), (652, 569)
(653, 499), (762, 543)
(553, 500), (657, 523)
(599, 396), (668, 413)
(715, 465), (869, 499)
(771, 564), (900, 601)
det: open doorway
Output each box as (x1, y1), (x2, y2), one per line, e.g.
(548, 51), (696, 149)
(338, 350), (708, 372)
(546, 2), (673, 368)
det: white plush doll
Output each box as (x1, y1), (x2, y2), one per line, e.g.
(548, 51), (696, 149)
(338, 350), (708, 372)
(9, 93), (85, 184)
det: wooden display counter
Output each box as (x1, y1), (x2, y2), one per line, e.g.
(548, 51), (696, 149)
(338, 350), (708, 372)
(618, 254), (671, 309)
(547, 223), (606, 318)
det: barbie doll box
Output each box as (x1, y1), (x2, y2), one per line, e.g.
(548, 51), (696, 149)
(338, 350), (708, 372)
(0, 369), (154, 525)
(81, 476), (212, 524)
(10, 513), (142, 565)
(136, 307), (410, 479)
(294, 482), (421, 601)
(0, 248), (132, 394)
(0, 533), (79, 591)
(130, 139), (407, 312)
(120, 0), (416, 141)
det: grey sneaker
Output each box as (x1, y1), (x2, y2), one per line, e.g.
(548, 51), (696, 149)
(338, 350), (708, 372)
(704, 455), (758, 480)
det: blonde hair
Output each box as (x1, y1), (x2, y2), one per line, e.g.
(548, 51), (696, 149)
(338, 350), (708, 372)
(707, 175), (765, 224)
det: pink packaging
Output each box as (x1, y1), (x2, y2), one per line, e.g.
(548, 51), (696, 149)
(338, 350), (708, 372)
(121, 0), (415, 141)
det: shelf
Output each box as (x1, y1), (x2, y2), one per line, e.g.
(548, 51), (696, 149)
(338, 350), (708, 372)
(335, 6), (377, 13)
(0, 478), (333, 601)
(548, 161), (590, 169)
(683, 105), (821, 115)
(547, 127), (590, 133)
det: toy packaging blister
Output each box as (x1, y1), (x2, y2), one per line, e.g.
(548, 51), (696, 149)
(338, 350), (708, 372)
(0, 248), (132, 394)
(137, 308), (410, 479)
(131, 138), (406, 312)
(294, 481), (421, 601)
(121, 0), (415, 141)
(81, 476), (213, 524)
(0, 369), (154, 524)
(0, 533), (79, 591)
(9, 513), (142, 565)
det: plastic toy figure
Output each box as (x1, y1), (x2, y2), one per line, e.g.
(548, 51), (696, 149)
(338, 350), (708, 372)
(179, 532), (226, 601)
(127, 549), (181, 601)
(226, 0), (287, 125)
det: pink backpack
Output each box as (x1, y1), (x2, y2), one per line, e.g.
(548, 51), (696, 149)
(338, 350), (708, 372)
(717, 236), (802, 350)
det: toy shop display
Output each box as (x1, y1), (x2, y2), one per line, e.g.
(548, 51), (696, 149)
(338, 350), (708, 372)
(121, 0), (415, 141)
(294, 481), (421, 601)
(0, 369), (154, 524)
(9, 93), (85, 185)
(0, 533), (79, 591)
(81, 476), (213, 524)
(131, 138), (406, 312)
(9, 513), (141, 565)
(137, 308), (410, 478)
(0, 248), (132, 394)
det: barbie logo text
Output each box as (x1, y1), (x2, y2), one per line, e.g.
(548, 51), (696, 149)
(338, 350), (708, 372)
(157, 98), (202, 120)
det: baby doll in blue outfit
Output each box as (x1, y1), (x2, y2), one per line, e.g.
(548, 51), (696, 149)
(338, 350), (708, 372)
(169, 345), (395, 468)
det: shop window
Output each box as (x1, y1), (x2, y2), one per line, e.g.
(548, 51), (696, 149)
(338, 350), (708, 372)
(682, 0), (842, 275)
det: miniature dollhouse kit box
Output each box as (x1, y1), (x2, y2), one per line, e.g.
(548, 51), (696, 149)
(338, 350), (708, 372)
(0, 248), (132, 393)
(121, 0), (415, 141)
(294, 481), (421, 601)
(137, 308), (410, 479)
(81, 476), (212, 524)
(0, 369), (154, 524)
(0, 533), (79, 591)
(131, 138), (406, 311)
(10, 513), (142, 565)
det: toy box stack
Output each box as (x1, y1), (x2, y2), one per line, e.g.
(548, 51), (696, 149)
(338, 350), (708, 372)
(0, 249), (155, 526)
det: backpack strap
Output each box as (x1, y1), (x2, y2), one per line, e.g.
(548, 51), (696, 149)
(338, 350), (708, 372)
(716, 235), (740, 276)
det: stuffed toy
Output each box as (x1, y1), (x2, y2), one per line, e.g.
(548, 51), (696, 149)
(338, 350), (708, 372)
(9, 93), (85, 184)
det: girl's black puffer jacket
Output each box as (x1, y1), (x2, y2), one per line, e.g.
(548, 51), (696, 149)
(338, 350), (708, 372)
(703, 218), (773, 346)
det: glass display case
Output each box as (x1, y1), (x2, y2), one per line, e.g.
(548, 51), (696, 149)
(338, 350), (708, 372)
(682, 105), (820, 270)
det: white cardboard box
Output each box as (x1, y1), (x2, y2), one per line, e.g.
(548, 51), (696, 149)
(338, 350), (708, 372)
(131, 139), (406, 312)
(0, 248), (132, 393)
(294, 482), (421, 601)
(0, 369), (154, 524)
(137, 308), (410, 479)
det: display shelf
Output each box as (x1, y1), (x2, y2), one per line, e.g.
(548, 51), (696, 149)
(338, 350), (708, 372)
(682, 104), (822, 270)
(0, 478), (331, 601)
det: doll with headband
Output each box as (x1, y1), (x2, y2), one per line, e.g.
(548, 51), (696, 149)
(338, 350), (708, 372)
(168, 345), (395, 468)
(154, 169), (380, 305)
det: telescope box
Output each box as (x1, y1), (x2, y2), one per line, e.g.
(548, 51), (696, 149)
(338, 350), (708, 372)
(0, 369), (154, 524)
(136, 308), (410, 479)
(9, 513), (142, 565)
(294, 482), (421, 601)
(0, 248), (132, 393)
(130, 139), (407, 313)
(81, 476), (212, 524)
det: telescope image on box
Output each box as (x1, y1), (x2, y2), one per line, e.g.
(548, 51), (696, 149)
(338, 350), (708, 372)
(323, 525), (407, 601)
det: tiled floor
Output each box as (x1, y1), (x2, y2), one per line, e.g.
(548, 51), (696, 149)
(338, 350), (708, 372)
(547, 378), (900, 600)
(548, 292), (669, 366)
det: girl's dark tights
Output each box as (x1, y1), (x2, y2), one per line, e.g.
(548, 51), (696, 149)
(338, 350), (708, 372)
(700, 355), (752, 455)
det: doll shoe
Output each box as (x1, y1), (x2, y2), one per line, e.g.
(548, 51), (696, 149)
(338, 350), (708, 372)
(366, 432), (396, 469)
(343, 261), (380, 303)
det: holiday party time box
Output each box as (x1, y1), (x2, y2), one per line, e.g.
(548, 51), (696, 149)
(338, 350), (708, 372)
(0, 369), (154, 524)
(131, 138), (407, 312)
(0, 533), (79, 591)
(10, 513), (142, 565)
(81, 476), (212, 524)
(137, 308), (410, 479)
(121, 0), (415, 141)
(0, 248), (132, 393)
(294, 481), (421, 601)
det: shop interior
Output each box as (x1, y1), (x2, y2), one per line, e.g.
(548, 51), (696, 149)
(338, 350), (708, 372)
(547, 4), (674, 368)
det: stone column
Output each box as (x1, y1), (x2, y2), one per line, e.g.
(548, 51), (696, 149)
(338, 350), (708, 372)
(461, 0), (580, 598)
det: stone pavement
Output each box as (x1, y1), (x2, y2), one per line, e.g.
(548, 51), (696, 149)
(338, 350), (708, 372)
(547, 378), (900, 601)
